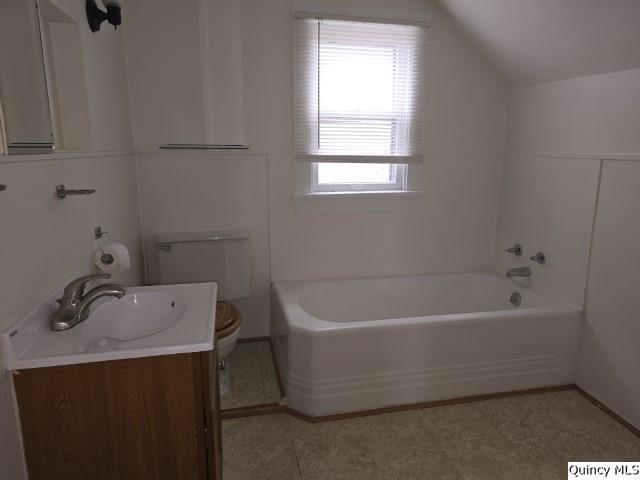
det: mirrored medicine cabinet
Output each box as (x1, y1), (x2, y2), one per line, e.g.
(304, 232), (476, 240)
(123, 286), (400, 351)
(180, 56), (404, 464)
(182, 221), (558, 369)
(0, 0), (92, 155)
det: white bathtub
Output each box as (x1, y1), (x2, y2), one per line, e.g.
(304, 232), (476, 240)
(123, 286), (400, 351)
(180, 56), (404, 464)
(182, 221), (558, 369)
(271, 272), (582, 417)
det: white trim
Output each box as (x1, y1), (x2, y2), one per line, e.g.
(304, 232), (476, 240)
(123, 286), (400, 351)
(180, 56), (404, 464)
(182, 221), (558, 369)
(0, 147), (508, 163)
(422, 148), (504, 156)
(0, 98), (7, 156)
(311, 163), (407, 193)
(136, 148), (268, 156)
(291, 1), (431, 28)
(297, 154), (422, 164)
(0, 147), (507, 162)
(507, 151), (640, 162)
(0, 149), (134, 164)
(294, 10), (430, 27)
(294, 9), (427, 161)
(133, 155), (149, 285)
(581, 160), (604, 312)
(296, 160), (422, 197)
(197, 0), (214, 145)
(294, 190), (423, 199)
(134, 148), (504, 157)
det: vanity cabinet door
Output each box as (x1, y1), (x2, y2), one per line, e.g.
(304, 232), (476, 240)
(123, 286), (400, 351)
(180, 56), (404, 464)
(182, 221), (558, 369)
(13, 353), (210, 480)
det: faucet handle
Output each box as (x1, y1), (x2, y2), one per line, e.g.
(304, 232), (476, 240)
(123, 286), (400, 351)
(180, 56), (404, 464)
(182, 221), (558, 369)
(529, 251), (546, 264)
(505, 244), (522, 256)
(62, 273), (111, 301)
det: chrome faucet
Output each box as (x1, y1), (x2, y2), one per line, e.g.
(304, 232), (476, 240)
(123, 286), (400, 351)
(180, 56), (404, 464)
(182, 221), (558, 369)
(506, 266), (532, 278)
(51, 273), (126, 331)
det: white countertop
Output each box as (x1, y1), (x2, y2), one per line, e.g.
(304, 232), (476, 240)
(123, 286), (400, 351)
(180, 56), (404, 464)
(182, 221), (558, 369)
(1, 282), (217, 370)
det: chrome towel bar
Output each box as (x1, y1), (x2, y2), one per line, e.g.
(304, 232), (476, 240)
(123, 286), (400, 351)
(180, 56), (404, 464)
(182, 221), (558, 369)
(159, 144), (249, 150)
(56, 184), (96, 199)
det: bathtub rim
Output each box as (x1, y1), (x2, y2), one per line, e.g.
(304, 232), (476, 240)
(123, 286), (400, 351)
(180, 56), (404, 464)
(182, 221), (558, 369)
(272, 271), (578, 336)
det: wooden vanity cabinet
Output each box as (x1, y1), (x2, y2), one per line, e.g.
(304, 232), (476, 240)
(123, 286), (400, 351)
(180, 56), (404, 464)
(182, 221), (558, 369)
(13, 350), (222, 480)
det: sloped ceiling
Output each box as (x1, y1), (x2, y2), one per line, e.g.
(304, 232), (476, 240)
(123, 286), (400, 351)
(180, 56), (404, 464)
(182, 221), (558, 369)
(436, 0), (640, 85)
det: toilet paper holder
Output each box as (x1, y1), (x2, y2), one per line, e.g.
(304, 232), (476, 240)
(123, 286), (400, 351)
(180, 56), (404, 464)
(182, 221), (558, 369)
(94, 226), (115, 265)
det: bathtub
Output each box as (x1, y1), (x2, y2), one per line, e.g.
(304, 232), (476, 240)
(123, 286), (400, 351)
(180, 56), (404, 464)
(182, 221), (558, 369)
(271, 272), (582, 417)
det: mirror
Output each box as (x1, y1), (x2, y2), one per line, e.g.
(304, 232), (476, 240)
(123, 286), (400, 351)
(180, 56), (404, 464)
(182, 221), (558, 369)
(0, 0), (54, 154)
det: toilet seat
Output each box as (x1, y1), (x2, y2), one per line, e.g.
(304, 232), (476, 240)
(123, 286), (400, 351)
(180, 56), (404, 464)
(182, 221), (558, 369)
(215, 302), (242, 339)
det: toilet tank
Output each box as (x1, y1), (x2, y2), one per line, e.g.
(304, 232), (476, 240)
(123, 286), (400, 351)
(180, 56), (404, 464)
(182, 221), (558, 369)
(150, 230), (250, 300)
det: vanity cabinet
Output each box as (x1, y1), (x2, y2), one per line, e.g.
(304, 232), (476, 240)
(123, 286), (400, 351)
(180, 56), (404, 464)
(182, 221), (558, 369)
(13, 350), (222, 480)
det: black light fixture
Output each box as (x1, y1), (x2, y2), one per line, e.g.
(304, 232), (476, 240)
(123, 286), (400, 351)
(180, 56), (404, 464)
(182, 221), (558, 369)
(86, 0), (121, 33)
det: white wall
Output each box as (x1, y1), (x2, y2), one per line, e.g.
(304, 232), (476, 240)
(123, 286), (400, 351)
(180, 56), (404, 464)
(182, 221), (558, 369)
(0, 4), (138, 476)
(240, 0), (506, 155)
(437, 0), (640, 85)
(509, 69), (640, 155)
(125, 0), (507, 337)
(80, 26), (132, 150)
(252, 0), (507, 282)
(578, 160), (640, 430)
(135, 152), (270, 338)
(496, 67), (640, 429)
(0, 0), (52, 144)
(271, 154), (502, 281)
(0, 153), (143, 479)
(493, 155), (601, 309)
(46, 0), (133, 150)
(123, 0), (207, 148)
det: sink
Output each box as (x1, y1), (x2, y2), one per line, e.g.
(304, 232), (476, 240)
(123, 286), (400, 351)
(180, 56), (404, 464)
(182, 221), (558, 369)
(81, 292), (185, 343)
(1, 282), (217, 370)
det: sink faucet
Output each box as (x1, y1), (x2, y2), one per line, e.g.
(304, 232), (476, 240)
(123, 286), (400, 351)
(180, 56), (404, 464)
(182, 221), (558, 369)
(506, 266), (532, 278)
(51, 273), (126, 331)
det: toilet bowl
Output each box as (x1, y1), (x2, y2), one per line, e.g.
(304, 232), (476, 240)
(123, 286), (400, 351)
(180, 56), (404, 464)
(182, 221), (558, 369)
(216, 301), (242, 361)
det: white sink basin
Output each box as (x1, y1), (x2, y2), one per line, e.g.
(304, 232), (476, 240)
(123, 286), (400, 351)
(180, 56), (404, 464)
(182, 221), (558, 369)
(1, 282), (217, 370)
(82, 292), (185, 343)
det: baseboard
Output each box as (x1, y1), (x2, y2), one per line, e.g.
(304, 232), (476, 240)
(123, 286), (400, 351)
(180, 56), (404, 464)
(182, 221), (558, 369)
(575, 386), (640, 438)
(221, 404), (287, 419)
(237, 336), (271, 343)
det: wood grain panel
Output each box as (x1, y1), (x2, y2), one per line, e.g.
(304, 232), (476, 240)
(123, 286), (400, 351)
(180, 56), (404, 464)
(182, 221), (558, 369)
(14, 353), (207, 480)
(200, 350), (223, 479)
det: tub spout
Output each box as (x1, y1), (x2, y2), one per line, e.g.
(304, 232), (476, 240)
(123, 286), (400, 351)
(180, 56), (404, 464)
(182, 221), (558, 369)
(506, 266), (532, 278)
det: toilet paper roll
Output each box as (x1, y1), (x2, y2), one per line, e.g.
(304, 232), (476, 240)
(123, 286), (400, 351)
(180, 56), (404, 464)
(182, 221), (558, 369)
(93, 242), (131, 273)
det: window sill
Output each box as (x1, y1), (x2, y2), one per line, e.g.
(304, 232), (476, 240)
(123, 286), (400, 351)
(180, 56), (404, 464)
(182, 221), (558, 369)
(294, 190), (424, 200)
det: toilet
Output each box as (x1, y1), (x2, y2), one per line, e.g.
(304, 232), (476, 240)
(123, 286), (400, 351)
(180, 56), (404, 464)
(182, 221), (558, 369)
(149, 230), (250, 362)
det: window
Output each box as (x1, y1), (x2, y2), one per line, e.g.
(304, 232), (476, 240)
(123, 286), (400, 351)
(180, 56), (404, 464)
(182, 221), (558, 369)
(294, 14), (427, 194)
(313, 163), (406, 192)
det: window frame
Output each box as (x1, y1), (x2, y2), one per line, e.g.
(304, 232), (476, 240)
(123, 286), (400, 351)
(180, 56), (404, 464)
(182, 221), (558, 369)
(293, 11), (428, 195)
(310, 163), (407, 193)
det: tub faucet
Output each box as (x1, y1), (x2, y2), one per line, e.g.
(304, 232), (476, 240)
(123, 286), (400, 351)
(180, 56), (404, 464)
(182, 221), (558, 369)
(506, 266), (532, 278)
(51, 273), (126, 331)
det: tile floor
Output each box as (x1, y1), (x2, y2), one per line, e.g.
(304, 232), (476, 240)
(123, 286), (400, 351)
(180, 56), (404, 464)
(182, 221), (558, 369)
(222, 390), (640, 479)
(220, 340), (282, 410)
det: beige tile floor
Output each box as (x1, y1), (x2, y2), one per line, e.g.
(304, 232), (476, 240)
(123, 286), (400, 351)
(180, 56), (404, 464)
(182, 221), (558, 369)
(220, 341), (282, 410)
(222, 390), (640, 480)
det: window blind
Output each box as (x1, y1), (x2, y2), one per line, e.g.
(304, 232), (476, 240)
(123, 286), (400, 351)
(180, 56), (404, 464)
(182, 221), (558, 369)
(294, 14), (427, 164)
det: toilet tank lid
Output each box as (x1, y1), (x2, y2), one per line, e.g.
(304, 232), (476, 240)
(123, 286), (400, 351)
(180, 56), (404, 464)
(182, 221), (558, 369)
(154, 229), (249, 244)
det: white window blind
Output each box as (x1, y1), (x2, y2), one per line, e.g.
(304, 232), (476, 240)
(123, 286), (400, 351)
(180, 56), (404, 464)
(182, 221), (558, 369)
(295, 14), (427, 164)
